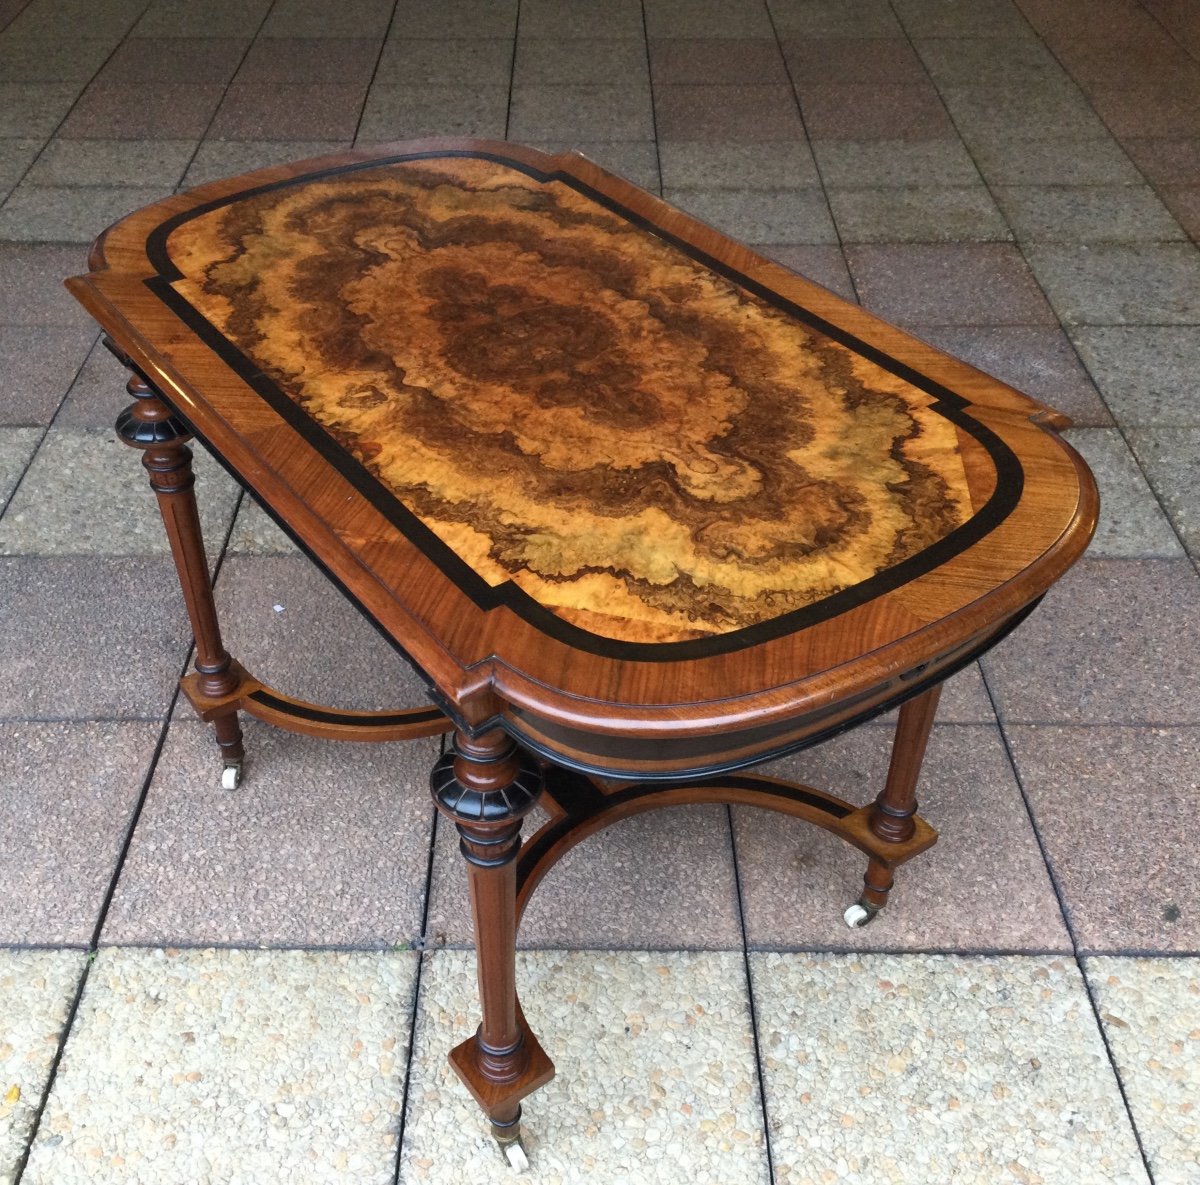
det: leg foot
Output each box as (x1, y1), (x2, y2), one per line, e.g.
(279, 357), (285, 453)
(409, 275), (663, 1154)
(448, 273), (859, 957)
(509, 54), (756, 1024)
(844, 900), (879, 929)
(492, 1109), (530, 1171)
(221, 761), (242, 791)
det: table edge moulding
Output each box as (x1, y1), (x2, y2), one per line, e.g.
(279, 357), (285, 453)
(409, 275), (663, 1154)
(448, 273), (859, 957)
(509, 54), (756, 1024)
(66, 138), (1098, 1168)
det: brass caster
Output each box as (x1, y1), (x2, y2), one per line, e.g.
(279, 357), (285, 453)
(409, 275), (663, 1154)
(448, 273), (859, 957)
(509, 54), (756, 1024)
(844, 900), (880, 929)
(221, 761), (242, 791)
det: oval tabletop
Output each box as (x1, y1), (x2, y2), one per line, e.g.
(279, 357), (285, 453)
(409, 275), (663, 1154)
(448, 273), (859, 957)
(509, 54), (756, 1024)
(68, 139), (1097, 777)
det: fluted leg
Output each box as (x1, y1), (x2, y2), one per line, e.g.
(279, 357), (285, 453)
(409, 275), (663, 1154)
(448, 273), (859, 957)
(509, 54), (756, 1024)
(115, 359), (245, 788)
(430, 729), (555, 1166)
(846, 684), (942, 927)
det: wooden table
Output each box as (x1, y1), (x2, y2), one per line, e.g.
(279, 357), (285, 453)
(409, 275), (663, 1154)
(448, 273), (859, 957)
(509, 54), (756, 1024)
(68, 139), (1097, 1169)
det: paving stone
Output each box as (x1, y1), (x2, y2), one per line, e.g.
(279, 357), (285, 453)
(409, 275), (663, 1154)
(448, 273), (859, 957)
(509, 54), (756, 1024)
(0, 428), (239, 560)
(846, 243), (1056, 326)
(182, 139), (348, 189)
(25, 139), (195, 189)
(0, 183), (169, 243)
(227, 497), (298, 555)
(259, 0), (394, 39)
(1122, 136), (1200, 186)
(59, 82), (224, 138)
(649, 37), (789, 85)
(1006, 727), (1200, 954)
(800, 83), (957, 141)
(914, 34), (1063, 86)
(517, 0), (643, 39)
(22, 948), (417, 1185)
(665, 187), (836, 244)
(655, 85), (804, 143)
(768, 0), (903, 39)
(0, 427), (38, 513)
(756, 244), (857, 301)
(1086, 957), (1200, 1183)
(941, 82), (1110, 144)
(104, 721), (438, 947)
(0, 244), (102, 328)
(510, 84), (655, 141)
(1070, 327), (1200, 427)
(1128, 427), (1200, 557)
(401, 949), (768, 1184)
(390, 0), (519, 39)
(914, 324), (1113, 427)
(53, 334), (136, 428)
(1025, 243), (1200, 326)
(827, 185), (1011, 244)
(994, 185), (1186, 244)
(425, 802), (742, 950)
(209, 83), (368, 141)
(96, 36), (249, 85)
(0, 37), (114, 83)
(0, 951), (87, 1185)
(753, 952), (1149, 1184)
(375, 37), (514, 86)
(811, 139), (980, 187)
(234, 37), (382, 85)
(0, 557), (191, 719)
(514, 37), (648, 86)
(0, 720), (157, 945)
(0, 83), (79, 137)
(524, 142), (660, 192)
(894, 0), (1034, 37)
(358, 84), (509, 141)
(1088, 87), (1200, 140)
(6, 0), (144, 39)
(981, 559), (1200, 725)
(0, 324), (95, 426)
(0, 138), (42, 197)
(1060, 428), (1182, 558)
(214, 554), (432, 710)
(736, 724), (1071, 953)
(782, 35), (927, 85)
(969, 136), (1146, 186)
(644, 0), (775, 39)
(132, 0), (272, 38)
(1161, 185), (1200, 242)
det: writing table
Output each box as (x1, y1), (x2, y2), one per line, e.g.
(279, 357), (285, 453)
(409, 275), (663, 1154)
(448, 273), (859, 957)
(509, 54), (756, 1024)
(67, 140), (1097, 1168)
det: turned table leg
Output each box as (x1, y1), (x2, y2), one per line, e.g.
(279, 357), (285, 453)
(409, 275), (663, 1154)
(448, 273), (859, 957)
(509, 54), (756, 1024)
(430, 730), (555, 1169)
(846, 683), (942, 928)
(116, 366), (245, 789)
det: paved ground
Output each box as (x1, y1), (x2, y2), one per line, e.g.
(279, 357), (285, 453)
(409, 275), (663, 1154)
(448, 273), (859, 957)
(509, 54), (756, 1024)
(1, 0), (1198, 1182)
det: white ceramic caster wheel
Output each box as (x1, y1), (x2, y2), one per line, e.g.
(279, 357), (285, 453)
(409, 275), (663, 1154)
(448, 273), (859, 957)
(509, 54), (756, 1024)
(221, 764), (241, 791)
(843, 902), (876, 929)
(502, 1140), (529, 1172)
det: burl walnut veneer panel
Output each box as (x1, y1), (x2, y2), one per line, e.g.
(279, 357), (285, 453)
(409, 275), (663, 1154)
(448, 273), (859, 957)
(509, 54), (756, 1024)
(163, 155), (974, 646)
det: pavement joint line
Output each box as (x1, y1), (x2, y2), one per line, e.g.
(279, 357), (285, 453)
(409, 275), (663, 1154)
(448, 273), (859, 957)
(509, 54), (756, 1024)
(502, 0), (521, 141)
(351, 0), (402, 148)
(10, 486), (247, 1178)
(389, 804), (441, 1185)
(979, 659), (1159, 1182)
(171, 0), (279, 187)
(764, 0), (861, 304)
(0, 0), (156, 209)
(638, 0), (665, 199)
(727, 801), (780, 1185)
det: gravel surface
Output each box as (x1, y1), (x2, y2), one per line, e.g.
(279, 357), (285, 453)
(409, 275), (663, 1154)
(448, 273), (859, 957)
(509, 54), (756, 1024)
(400, 949), (769, 1185)
(752, 952), (1149, 1185)
(0, 951), (85, 1185)
(22, 948), (417, 1185)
